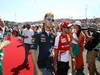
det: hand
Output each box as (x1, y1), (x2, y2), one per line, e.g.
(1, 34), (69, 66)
(37, 69), (43, 75)
(50, 48), (55, 57)
(24, 36), (28, 38)
(71, 54), (75, 58)
(86, 36), (94, 42)
(31, 35), (34, 38)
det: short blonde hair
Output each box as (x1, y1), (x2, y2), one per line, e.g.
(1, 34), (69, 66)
(44, 12), (54, 19)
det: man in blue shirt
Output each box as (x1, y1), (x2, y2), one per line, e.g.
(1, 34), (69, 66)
(31, 13), (55, 75)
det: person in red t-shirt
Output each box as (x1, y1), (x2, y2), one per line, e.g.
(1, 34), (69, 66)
(54, 21), (72, 75)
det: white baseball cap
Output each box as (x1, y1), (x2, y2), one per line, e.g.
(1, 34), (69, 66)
(73, 21), (81, 26)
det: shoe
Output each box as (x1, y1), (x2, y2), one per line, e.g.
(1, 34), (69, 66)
(12, 71), (19, 75)
(11, 68), (18, 72)
(25, 64), (30, 70)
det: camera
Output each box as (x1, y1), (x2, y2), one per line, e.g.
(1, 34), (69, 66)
(84, 28), (100, 51)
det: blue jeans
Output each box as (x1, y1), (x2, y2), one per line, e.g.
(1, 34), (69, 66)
(40, 68), (53, 75)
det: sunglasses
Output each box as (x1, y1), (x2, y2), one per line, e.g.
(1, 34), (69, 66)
(65, 27), (72, 30)
(46, 17), (54, 22)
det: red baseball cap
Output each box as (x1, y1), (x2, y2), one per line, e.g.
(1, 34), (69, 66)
(60, 21), (72, 28)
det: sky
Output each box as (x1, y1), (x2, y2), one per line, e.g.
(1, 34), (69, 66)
(0, 0), (100, 22)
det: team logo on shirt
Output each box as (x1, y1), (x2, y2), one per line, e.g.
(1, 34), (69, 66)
(61, 38), (68, 43)
(40, 37), (46, 42)
(40, 34), (46, 42)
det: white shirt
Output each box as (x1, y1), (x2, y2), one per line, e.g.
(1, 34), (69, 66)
(22, 28), (34, 44)
(58, 51), (70, 62)
(72, 33), (79, 44)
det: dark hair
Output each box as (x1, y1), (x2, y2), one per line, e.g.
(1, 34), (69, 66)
(77, 26), (81, 37)
(22, 25), (26, 28)
(0, 27), (3, 31)
(26, 24), (30, 27)
(42, 23), (46, 32)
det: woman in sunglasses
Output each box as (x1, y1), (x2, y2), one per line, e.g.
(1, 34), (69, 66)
(31, 13), (56, 75)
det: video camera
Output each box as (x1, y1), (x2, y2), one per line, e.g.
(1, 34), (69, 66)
(82, 27), (100, 51)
